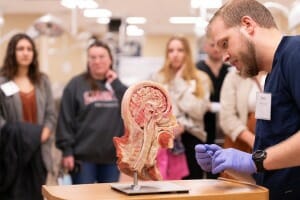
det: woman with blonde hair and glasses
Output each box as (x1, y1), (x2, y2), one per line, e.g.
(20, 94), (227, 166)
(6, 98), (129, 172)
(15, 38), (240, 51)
(151, 35), (211, 179)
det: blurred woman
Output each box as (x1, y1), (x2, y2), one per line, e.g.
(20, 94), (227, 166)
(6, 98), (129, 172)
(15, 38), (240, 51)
(0, 33), (57, 200)
(151, 35), (211, 179)
(56, 40), (127, 184)
(219, 70), (266, 178)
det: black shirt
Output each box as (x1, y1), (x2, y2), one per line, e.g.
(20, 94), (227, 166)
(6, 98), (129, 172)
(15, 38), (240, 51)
(196, 60), (230, 144)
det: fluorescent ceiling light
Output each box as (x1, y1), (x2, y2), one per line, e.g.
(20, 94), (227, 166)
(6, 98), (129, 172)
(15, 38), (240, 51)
(126, 17), (146, 24)
(61, 0), (76, 9)
(126, 25), (144, 36)
(61, 0), (98, 9)
(83, 9), (112, 18)
(97, 17), (110, 24)
(169, 17), (204, 24)
(190, 0), (222, 9)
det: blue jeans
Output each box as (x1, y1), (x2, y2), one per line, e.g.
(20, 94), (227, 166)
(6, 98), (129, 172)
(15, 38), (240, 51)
(71, 161), (120, 184)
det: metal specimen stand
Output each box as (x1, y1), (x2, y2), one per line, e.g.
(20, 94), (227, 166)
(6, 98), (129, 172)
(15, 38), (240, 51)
(131, 171), (141, 191)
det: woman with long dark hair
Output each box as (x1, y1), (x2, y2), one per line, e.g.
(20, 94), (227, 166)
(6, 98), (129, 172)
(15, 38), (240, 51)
(0, 33), (57, 200)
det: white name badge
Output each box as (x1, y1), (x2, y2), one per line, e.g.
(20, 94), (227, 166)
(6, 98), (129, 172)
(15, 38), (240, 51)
(0, 81), (19, 96)
(255, 92), (271, 120)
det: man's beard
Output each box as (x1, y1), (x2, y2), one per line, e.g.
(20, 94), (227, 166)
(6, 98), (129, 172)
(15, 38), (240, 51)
(239, 37), (259, 77)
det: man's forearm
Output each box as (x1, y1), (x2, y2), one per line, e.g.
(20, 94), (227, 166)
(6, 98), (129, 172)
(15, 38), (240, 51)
(264, 130), (300, 170)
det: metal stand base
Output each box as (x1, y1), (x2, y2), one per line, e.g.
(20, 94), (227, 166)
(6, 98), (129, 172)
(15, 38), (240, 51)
(111, 172), (189, 195)
(111, 181), (189, 195)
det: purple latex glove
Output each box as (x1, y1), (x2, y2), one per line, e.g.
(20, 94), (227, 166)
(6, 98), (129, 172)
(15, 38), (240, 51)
(195, 144), (222, 172)
(212, 148), (256, 174)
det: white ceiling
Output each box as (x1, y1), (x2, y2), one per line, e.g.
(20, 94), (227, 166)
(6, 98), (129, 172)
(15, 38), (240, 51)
(0, 0), (297, 36)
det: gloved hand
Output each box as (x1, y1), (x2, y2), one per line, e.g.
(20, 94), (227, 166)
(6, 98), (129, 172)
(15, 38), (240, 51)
(212, 148), (256, 174)
(195, 144), (222, 172)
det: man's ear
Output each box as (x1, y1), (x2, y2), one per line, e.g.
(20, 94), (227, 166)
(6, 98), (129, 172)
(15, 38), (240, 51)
(240, 16), (256, 35)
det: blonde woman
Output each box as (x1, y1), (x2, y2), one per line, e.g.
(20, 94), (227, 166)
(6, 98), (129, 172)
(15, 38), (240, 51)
(151, 35), (211, 179)
(220, 70), (266, 153)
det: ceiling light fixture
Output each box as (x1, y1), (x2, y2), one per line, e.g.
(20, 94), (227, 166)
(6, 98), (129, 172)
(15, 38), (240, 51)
(60, 0), (98, 9)
(126, 17), (147, 24)
(33, 14), (64, 37)
(97, 17), (110, 24)
(126, 25), (144, 36)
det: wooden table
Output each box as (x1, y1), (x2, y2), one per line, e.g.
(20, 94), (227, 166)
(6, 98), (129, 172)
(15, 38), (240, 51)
(42, 178), (268, 200)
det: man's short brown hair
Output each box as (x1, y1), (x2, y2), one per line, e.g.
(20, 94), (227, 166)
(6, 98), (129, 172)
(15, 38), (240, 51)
(209, 0), (277, 29)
